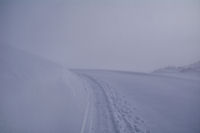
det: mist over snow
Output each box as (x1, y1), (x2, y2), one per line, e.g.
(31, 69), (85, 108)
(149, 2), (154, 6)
(153, 61), (200, 79)
(1, 0), (200, 72)
(0, 1), (200, 133)
(0, 44), (200, 133)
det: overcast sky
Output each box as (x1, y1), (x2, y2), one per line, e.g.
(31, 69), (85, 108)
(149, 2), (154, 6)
(1, 0), (200, 72)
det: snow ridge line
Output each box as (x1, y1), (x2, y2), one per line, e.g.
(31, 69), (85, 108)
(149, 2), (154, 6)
(81, 74), (150, 133)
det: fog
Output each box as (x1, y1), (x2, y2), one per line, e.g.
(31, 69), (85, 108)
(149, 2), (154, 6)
(1, 0), (200, 72)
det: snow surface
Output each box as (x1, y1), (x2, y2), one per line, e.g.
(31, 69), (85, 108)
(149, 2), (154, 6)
(75, 69), (200, 133)
(153, 61), (200, 80)
(1, 44), (200, 133)
(0, 44), (89, 133)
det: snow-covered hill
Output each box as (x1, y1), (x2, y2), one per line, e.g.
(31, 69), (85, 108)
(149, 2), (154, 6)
(153, 61), (200, 79)
(0, 44), (88, 133)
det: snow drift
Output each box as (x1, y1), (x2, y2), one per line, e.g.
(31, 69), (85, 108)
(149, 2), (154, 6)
(0, 44), (88, 133)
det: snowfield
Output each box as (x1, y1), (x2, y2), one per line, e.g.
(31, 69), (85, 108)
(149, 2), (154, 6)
(0, 44), (89, 133)
(75, 70), (200, 133)
(0, 44), (200, 133)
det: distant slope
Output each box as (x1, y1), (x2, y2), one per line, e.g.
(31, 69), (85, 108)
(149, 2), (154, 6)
(153, 61), (200, 79)
(0, 44), (88, 133)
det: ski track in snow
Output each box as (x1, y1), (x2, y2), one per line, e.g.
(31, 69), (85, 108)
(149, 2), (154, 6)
(79, 73), (150, 133)
(80, 93), (91, 133)
(79, 75), (94, 133)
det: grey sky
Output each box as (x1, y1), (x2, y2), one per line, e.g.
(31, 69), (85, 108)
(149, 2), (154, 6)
(1, 0), (200, 72)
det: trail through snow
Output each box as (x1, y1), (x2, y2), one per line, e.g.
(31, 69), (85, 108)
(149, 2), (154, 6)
(76, 69), (200, 133)
(1, 44), (199, 133)
(78, 73), (150, 133)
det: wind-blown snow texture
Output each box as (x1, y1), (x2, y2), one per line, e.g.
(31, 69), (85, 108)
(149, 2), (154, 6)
(1, 44), (200, 133)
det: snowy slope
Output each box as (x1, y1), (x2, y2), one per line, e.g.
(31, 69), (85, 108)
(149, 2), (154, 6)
(75, 69), (200, 133)
(0, 44), (88, 133)
(1, 44), (199, 133)
(153, 61), (200, 79)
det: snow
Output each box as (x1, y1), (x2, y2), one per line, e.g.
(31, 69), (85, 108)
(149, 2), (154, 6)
(153, 61), (200, 80)
(0, 44), (88, 133)
(75, 69), (200, 133)
(1, 44), (200, 133)
(77, 73), (150, 133)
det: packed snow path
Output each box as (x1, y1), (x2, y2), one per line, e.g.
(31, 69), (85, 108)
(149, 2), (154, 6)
(76, 70), (200, 133)
(78, 73), (149, 133)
